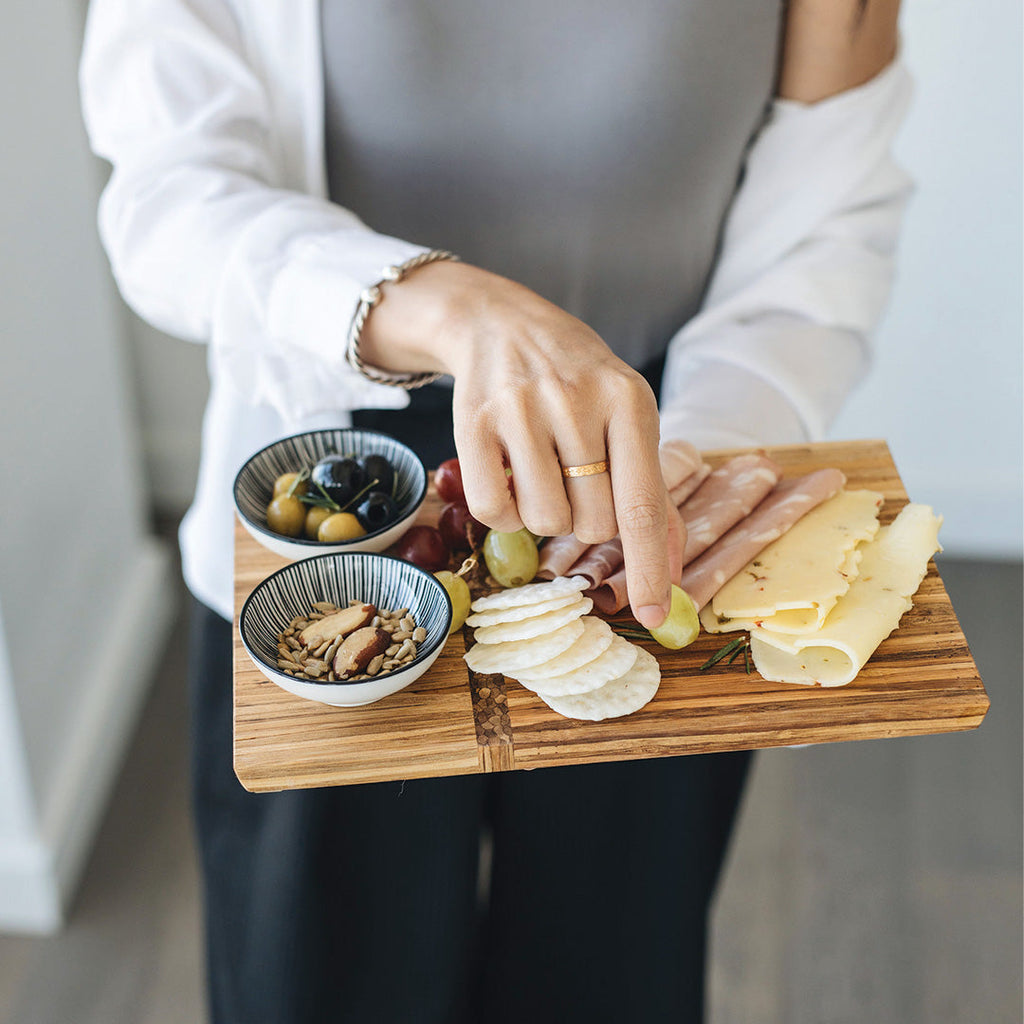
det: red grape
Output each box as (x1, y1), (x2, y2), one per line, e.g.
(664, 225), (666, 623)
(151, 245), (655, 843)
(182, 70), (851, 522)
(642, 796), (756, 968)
(438, 502), (487, 553)
(434, 458), (465, 504)
(392, 525), (450, 572)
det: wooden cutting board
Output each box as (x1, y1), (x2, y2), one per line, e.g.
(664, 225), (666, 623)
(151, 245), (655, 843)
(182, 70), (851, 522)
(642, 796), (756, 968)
(233, 439), (989, 792)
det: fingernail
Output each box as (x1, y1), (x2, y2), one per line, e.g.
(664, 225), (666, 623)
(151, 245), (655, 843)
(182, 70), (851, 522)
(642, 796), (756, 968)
(635, 604), (668, 630)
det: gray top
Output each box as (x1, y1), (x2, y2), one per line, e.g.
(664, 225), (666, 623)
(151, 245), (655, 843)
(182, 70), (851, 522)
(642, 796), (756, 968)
(322, 1), (782, 367)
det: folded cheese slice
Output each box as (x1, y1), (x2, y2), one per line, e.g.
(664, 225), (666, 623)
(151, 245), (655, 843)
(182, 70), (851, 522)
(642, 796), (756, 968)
(701, 489), (884, 635)
(748, 503), (942, 687)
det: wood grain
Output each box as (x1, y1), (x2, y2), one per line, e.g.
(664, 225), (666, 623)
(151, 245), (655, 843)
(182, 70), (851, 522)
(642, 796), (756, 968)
(233, 439), (989, 792)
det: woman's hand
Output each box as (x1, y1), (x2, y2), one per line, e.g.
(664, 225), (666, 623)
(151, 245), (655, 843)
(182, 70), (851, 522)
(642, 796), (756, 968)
(359, 260), (683, 628)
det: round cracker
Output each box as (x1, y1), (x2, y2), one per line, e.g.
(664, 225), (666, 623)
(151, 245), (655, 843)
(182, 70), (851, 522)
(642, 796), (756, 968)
(466, 591), (582, 628)
(473, 597), (592, 645)
(524, 634), (639, 697)
(463, 618), (585, 675)
(538, 647), (661, 720)
(470, 575), (589, 613)
(515, 617), (614, 682)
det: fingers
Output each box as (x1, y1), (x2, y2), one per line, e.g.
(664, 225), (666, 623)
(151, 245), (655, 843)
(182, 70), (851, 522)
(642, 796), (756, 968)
(606, 384), (672, 629)
(556, 422), (618, 543)
(505, 432), (573, 539)
(454, 409), (523, 534)
(665, 493), (686, 585)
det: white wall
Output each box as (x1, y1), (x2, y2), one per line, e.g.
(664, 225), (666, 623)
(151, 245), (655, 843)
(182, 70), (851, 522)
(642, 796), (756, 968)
(0, 0), (174, 932)
(831, 0), (1023, 558)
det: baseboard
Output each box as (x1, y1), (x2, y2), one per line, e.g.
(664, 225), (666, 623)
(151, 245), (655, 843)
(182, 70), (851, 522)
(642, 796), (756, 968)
(0, 537), (176, 933)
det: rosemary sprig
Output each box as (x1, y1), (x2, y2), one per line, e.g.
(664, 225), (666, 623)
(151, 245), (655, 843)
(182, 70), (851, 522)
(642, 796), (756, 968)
(613, 627), (652, 642)
(285, 465), (310, 499)
(699, 635), (751, 672)
(335, 477), (380, 514)
(297, 480), (342, 513)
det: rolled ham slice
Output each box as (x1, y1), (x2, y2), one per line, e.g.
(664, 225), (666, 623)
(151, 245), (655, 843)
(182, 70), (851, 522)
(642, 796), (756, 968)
(589, 569), (632, 615)
(591, 467), (846, 616)
(678, 454), (781, 566)
(657, 438), (703, 489)
(537, 534), (592, 581)
(679, 468), (847, 611)
(565, 538), (624, 587)
(538, 439), (705, 582)
(669, 462), (711, 507)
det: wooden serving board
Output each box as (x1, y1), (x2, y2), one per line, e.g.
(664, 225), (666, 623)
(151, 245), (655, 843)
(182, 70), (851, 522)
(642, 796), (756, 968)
(233, 439), (989, 792)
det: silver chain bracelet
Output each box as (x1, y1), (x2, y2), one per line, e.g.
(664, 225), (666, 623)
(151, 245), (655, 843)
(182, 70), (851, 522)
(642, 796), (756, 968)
(344, 249), (460, 389)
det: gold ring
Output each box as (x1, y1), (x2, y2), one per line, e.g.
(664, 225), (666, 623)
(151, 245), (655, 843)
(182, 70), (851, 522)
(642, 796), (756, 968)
(561, 460), (609, 479)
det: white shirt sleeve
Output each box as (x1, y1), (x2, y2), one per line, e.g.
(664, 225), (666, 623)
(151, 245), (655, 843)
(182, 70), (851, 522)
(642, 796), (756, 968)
(659, 58), (914, 450)
(80, 0), (424, 424)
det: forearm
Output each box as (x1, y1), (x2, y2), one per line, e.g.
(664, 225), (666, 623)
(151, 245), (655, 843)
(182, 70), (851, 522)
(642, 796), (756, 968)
(660, 55), (912, 446)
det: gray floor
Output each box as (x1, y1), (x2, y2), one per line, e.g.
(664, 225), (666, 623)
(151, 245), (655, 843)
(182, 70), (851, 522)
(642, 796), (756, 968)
(0, 556), (1020, 1024)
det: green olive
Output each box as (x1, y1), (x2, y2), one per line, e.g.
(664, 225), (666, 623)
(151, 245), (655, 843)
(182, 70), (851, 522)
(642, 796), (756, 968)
(318, 512), (367, 543)
(273, 472), (307, 498)
(266, 495), (306, 537)
(304, 505), (333, 540)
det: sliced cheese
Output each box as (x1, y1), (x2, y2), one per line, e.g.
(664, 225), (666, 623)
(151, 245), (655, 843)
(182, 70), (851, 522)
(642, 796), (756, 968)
(749, 503), (942, 687)
(701, 489), (884, 635)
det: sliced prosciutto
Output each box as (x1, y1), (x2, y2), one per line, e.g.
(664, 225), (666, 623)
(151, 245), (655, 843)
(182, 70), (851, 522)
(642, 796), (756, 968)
(679, 468), (847, 610)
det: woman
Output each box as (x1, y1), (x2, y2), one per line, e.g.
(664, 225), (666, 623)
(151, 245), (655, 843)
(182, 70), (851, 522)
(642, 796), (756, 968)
(81, 1), (909, 1021)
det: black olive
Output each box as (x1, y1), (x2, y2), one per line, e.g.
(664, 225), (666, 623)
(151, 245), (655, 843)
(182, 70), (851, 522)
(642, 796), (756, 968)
(355, 492), (399, 532)
(359, 454), (396, 497)
(310, 456), (366, 506)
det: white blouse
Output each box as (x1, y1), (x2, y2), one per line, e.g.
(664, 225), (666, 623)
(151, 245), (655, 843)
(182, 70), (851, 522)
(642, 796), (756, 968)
(80, 0), (912, 621)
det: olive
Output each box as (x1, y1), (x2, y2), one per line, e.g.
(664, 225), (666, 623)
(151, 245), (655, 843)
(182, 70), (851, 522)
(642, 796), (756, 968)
(304, 505), (333, 540)
(359, 454), (396, 497)
(318, 512), (367, 543)
(272, 472), (307, 499)
(355, 492), (399, 532)
(310, 456), (366, 506)
(266, 495), (305, 537)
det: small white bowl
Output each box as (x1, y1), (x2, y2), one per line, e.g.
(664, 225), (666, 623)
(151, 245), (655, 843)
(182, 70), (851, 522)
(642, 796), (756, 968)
(239, 552), (453, 707)
(233, 428), (427, 561)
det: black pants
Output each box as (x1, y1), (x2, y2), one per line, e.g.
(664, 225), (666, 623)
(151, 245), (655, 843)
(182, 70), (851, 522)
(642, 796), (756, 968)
(190, 372), (751, 1023)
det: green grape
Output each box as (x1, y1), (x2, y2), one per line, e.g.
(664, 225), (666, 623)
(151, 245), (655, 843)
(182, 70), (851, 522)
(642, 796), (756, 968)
(482, 528), (539, 589)
(435, 571), (471, 634)
(648, 585), (700, 650)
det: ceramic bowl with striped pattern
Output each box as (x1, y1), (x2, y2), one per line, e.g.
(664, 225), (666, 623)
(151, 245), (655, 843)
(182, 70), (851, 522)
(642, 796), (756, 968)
(233, 428), (427, 560)
(240, 551), (453, 706)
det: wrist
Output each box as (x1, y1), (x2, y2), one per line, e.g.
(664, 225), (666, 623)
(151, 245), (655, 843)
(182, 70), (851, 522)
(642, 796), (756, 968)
(356, 257), (479, 379)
